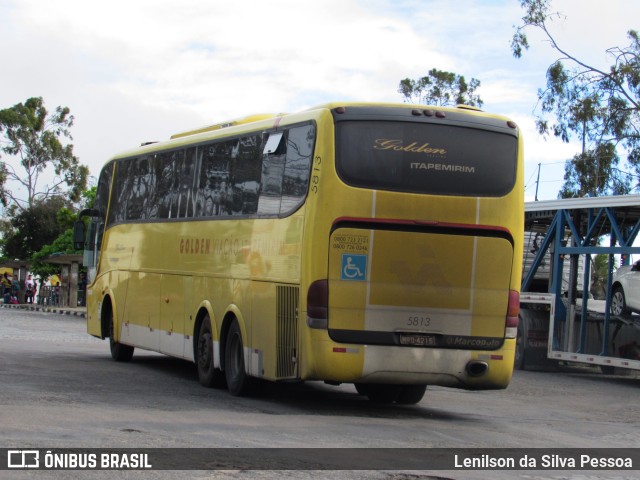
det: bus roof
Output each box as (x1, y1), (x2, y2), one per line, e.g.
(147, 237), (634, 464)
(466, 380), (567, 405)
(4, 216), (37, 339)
(111, 102), (511, 162)
(170, 113), (283, 139)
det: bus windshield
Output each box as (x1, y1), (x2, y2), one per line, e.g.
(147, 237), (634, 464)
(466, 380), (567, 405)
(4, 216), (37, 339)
(335, 120), (518, 197)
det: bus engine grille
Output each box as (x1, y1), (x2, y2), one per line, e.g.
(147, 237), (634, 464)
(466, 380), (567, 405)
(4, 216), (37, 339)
(276, 285), (299, 378)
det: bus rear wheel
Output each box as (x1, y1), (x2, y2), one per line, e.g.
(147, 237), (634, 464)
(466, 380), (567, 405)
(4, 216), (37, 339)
(108, 309), (134, 362)
(197, 315), (225, 388)
(224, 320), (256, 396)
(354, 383), (370, 396)
(514, 315), (526, 370)
(363, 384), (403, 404)
(396, 385), (427, 405)
(357, 384), (426, 404)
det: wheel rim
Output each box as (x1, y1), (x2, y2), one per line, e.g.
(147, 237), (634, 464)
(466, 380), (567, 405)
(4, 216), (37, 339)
(612, 291), (623, 315)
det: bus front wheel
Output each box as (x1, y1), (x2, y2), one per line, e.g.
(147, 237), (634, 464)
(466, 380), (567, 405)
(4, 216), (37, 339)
(197, 316), (226, 388)
(224, 320), (255, 396)
(108, 309), (134, 362)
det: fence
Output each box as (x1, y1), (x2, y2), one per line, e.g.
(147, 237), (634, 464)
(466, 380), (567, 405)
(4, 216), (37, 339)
(37, 286), (66, 307)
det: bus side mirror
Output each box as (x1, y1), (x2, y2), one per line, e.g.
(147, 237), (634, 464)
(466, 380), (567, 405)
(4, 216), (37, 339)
(73, 220), (85, 250)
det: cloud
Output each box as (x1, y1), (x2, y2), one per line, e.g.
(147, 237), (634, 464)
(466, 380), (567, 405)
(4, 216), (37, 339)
(7, 0), (441, 115)
(3, 0), (450, 176)
(2, 0), (639, 202)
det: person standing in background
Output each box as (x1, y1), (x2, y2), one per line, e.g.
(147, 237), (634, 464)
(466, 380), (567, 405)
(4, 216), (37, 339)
(25, 274), (36, 304)
(2, 273), (11, 304)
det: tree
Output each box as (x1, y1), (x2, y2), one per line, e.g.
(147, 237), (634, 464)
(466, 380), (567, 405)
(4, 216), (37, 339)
(0, 97), (89, 213)
(558, 146), (630, 198)
(590, 253), (616, 300)
(398, 69), (483, 107)
(0, 197), (73, 260)
(20, 186), (96, 279)
(512, 0), (640, 197)
(29, 228), (78, 280)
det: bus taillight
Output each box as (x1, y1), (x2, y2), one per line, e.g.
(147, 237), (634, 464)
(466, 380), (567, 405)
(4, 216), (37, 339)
(505, 290), (519, 339)
(307, 279), (328, 329)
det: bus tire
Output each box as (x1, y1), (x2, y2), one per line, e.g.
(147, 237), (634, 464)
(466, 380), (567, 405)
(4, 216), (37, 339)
(600, 365), (616, 375)
(514, 315), (526, 370)
(108, 309), (134, 362)
(396, 385), (427, 405)
(365, 384), (402, 404)
(224, 320), (254, 396)
(197, 316), (226, 388)
(354, 383), (370, 396)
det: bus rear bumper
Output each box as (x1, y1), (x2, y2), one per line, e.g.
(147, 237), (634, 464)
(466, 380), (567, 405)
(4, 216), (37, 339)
(304, 336), (516, 390)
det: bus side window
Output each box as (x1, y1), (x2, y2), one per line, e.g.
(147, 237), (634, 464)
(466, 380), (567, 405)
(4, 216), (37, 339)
(109, 159), (132, 224)
(230, 134), (263, 216)
(127, 156), (154, 220)
(198, 141), (233, 218)
(281, 124), (314, 214)
(258, 132), (286, 216)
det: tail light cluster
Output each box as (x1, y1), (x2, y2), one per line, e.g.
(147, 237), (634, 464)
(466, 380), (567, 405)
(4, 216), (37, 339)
(505, 290), (520, 339)
(307, 279), (328, 329)
(307, 280), (520, 339)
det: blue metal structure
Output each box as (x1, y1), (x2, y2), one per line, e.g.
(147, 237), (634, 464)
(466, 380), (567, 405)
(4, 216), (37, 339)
(519, 196), (640, 370)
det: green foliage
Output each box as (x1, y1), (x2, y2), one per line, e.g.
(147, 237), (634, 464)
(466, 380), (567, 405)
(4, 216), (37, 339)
(398, 68), (483, 107)
(81, 186), (97, 209)
(0, 162), (7, 207)
(28, 186), (96, 276)
(57, 207), (78, 231)
(591, 254), (616, 300)
(0, 97), (89, 213)
(30, 228), (76, 279)
(0, 196), (73, 260)
(0, 96), (95, 272)
(512, 0), (640, 197)
(559, 144), (630, 198)
(511, 0), (554, 60)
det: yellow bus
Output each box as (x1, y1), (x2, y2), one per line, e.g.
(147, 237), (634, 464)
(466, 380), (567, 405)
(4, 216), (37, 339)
(75, 102), (523, 404)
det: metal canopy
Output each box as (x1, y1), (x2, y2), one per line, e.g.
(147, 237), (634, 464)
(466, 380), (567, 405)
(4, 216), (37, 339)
(522, 195), (640, 358)
(525, 195), (640, 247)
(524, 195), (640, 285)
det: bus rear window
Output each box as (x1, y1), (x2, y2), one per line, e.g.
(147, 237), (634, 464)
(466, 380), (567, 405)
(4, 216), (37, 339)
(336, 121), (517, 197)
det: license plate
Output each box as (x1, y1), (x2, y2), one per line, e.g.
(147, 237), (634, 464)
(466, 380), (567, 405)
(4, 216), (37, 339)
(399, 333), (437, 346)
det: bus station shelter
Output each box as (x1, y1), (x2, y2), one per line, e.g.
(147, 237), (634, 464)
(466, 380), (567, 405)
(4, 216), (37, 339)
(0, 259), (31, 303)
(1, 255), (84, 307)
(43, 253), (83, 308)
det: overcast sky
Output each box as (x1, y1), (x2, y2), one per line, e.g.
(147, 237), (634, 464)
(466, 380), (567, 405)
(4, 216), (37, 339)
(1, 0), (639, 203)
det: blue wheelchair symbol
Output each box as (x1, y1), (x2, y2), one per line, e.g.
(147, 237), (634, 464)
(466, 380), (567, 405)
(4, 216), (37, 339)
(341, 254), (367, 281)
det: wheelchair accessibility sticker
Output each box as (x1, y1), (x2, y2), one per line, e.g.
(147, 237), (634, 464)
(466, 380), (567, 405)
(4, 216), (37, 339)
(341, 254), (367, 281)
